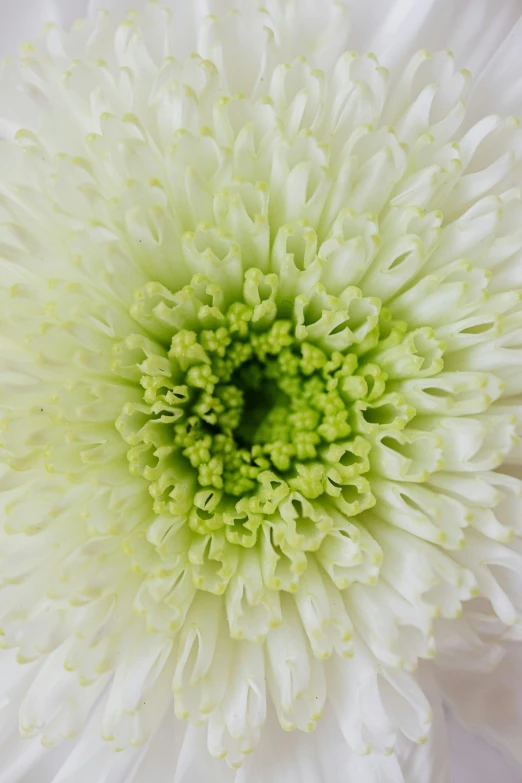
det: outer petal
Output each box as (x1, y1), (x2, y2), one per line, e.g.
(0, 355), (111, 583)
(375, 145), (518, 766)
(172, 724), (235, 783)
(467, 16), (522, 121)
(88, 0), (522, 83)
(236, 705), (406, 783)
(364, 0), (522, 76)
(437, 641), (522, 769)
(53, 0), (92, 27)
(0, 0), (88, 54)
(127, 709), (186, 783)
(0, 702), (144, 783)
(447, 712), (522, 783)
(396, 666), (451, 783)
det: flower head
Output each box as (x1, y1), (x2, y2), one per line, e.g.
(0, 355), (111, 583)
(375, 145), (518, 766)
(1, 1), (522, 780)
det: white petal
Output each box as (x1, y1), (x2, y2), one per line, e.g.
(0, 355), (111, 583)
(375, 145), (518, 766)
(52, 1), (92, 28)
(101, 629), (174, 749)
(266, 595), (326, 733)
(434, 608), (506, 673)
(0, 0), (66, 56)
(397, 666), (451, 783)
(438, 640), (522, 768)
(468, 16), (522, 122)
(89, 0), (522, 99)
(366, 0), (522, 83)
(237, 703), (406, 783)
(47, 699), (145, 783)
(0, 736), (56, 783)
(128, 708), (187, 783)
(447, 710), (522, 783)
(19, 642), (110, 747)
(173, 723), (234, 783)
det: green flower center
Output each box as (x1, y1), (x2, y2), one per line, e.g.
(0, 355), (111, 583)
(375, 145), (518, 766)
(114, 267), (436, 553)
(174, 319), (364, 496)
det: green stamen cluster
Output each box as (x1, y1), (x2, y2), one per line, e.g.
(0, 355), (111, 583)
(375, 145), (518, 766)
(116, 270), (424, 548)
(173, 317), (363, 497)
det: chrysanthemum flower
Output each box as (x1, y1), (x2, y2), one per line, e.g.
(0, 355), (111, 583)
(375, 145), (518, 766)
(1, 0), (522, 781)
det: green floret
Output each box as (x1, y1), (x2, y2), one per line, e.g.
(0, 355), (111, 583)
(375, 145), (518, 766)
(277, 374), (302, 399)
(214, 385), (244, 430)
(251, 320), (293, 361)
(186, 363), (219, 392)
(275, 347), (301, 377)
(198, 455), (224, 489)
(289, 463), (326, 499)
(182, 432), (212, 467)
(213, 341), (254, 382)
(294, 431), (321, 460)
(200, 327), (231, 357)
(169, 329), (209, 366)
(226, 302), (253, 336)
(264, 441), (296, 472)
(300, 342), (327, 375)
(289, 408), (320, 432)
(222, 448), (260, 496)
(255, 406), (291, 445)
(318, 412), (352, 442)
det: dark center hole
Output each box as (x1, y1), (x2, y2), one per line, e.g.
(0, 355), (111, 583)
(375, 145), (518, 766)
(230, 361), (287, 448)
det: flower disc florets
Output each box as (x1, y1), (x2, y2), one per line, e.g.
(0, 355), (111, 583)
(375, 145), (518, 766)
(116, 264), (434, 580)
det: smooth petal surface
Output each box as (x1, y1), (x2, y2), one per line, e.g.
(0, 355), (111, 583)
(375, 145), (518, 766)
(0, 0), (88, 54)
(87, 0), (522, 77)
(396, 667), (451, 783)
(467, 15), (522, 122)
(365, 0), (522, 75)
(438, 641), (522, 768)
(236, 706), (406, 783)
(447, 711), (522, 783)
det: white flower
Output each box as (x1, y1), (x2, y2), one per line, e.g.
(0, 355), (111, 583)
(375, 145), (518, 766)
(0, 1), (522, 782)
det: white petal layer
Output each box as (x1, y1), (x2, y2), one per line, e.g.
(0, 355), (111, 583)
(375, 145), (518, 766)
(89, 0), (522, 97)
(396, 666), (450, 783)
(447, 711), (522, 783)
(0, 0), (81, 56)
(437, 641), (522, 769)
